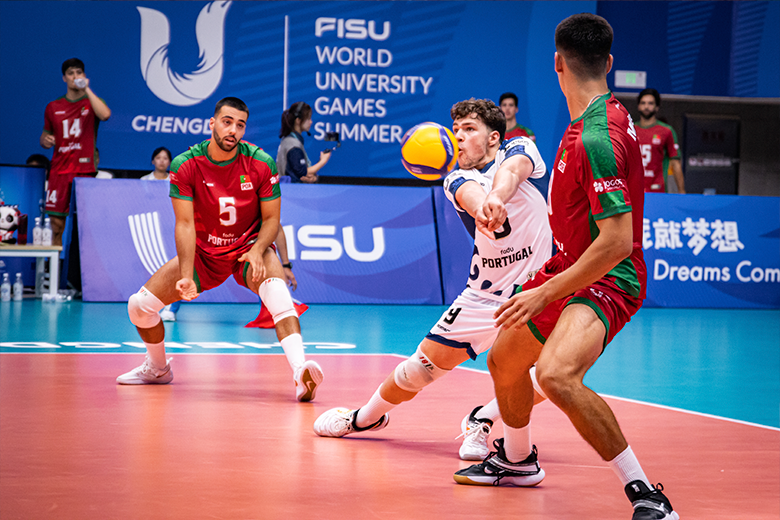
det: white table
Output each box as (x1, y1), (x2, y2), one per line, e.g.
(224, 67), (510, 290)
(0, 245), (62, 298)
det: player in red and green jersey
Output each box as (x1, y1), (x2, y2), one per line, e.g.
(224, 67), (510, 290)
(117, 97), (324, 403)
(456, 14), (678, 520)
(40, 58), (111, 245)
(636, 88), (685, 193)
(499, 92), (536, 141)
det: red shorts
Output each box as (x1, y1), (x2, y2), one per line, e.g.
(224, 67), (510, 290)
(520, 252), (643, 350)
(192, 243), (276, 293)
(45, 171), (96, 216)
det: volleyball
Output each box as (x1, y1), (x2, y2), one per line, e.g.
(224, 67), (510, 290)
(400, 122), (459, 181)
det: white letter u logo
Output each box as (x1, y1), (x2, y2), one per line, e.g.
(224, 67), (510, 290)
(137, 1), (231, 107)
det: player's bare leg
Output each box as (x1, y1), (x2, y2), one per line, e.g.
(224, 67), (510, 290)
(246, 247), (322, 401)
(535, 304), (628, 460)
(117, 258), (183, 384)
(50, 215), (66, 246)
(453, 325), (546, 486)
(313, 338), (470, 437)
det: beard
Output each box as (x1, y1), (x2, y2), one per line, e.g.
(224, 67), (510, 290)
(639, 107), (657, 120)
(214, 132), (239, 152)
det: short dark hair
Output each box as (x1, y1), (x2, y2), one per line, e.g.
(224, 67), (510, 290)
(279, 101), (313, 138)
(61, 58), (85, 76)
(451, 98), (506, 142)
(638, 88), (661, 107)
(26, 154), (50, 169)
(499, 92), (518, 106)
(555, 13), (613, 80)
(151, 147), (172, 162)
(214, 97), (249, 117)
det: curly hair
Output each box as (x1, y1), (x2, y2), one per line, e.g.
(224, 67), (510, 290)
(450, 98), (506, 142)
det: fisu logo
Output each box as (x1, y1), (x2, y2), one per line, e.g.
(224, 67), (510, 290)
(137, 1), (231, 107)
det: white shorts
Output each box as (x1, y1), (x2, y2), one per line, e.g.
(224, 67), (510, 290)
(425, 287), (507, 360)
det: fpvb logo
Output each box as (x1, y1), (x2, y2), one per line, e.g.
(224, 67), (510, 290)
(137, 1), (232, 107)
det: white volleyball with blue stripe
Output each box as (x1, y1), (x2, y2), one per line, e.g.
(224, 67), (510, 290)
(400, 122), (459, 181)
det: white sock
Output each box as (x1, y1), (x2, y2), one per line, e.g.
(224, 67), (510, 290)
(145, 340), (166, 370)
(608, 446), (650, 487)
(355, 387), (396, 428)
(280, 333), (305, 373)
(475, 398), (501, 422)
(503, 423), (533, 463)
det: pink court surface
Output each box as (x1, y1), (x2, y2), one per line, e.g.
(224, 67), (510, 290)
(1, 352), (777, 519)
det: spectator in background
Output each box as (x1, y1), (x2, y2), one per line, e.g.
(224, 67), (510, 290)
(277, 101), (331, 183)
(140, 147), (172, 181)
(40, 57), (111, 245)
(636, 88), (686, 194)
(95, 148), (113, 179)
(499, 92), (536, 142)
(26, 154), (51, 171)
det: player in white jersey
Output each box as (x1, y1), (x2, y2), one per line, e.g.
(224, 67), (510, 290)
(313, 99), (552, 481)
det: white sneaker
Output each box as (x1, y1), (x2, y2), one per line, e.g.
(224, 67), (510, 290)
(313, 407), (390, 437)
(116, 357), (173, 385)
(294, 360), (324, 402)
(159, 305), (177, 322)
(457, 405), (493, 460)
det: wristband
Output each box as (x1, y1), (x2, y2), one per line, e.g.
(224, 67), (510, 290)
(282, 262), (293, 269)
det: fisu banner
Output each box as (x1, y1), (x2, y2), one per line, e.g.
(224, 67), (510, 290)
(643, 193), (779, 309)
(75, 178), (442, 304)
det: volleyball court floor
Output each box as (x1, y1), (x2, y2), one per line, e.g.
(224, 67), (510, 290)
(1, 301), (778, 519)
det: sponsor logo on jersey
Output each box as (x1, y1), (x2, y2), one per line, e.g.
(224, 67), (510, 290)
(208, 234), (239, 246)
(57, 142), (83, 154)
(137, 1), (231, 107)
(240, 175), (253, 191)
(55, 111), (66, 115)
(652, 134), (661, 145)
(557, 149), (567, 173)
(593, 178), (624, 193)
(481, 246), (534, 269)
(269, 175), (279, 185)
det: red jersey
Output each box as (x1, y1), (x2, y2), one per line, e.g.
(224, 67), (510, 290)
(505, 123), (536, 141)
(636, 121), (679, 192)
(43, 95), (100, 175)
(170, 140), (281, 261)
(547, 92), (646, 299)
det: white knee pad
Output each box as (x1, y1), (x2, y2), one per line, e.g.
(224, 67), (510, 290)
(257, 278), (297, 323)
(393, 347), (450, 393)
(529, 365), (548, 400)
(128, 287), (164, 329)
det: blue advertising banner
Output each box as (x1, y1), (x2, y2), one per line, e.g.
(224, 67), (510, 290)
(0, 1), (591, 179)
(643, 194), (779, 308)
(75, 179), (442, 304)
(432, 187), (472, 305)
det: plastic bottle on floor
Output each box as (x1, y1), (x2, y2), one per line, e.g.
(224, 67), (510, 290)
(1, 273), (11, 302)
(42, 217), (52, 246)
(12, 273), (23, 301)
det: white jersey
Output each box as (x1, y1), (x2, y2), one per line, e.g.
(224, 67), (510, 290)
(443, 136), (552, 299)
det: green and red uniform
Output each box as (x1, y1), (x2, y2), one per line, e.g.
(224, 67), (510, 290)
(636, 121), (680, 193)
(522, 92), (646, 348)
(170, 140), (281, 292)
(43, 95), (101, 215)
(505, 123), (536, 142)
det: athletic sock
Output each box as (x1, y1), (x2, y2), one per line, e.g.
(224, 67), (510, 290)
(475, 398), (501, 422)
(355, 387), (395, 429)
(280, 333), (306, 373)
(608, 446), (651, 487)
(503, 423), (533, 463)
(145, 340), (167, 370)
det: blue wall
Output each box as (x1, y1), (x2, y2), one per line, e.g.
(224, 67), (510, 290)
(2, 1), (776, 180)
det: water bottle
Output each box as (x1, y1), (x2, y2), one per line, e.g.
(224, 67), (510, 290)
(42, 217), (52, 246)
(32, 217), (42, 246)
(74, 78), (87, 89)
(12, 273), (23, 301)
(1, 273), (11, 302)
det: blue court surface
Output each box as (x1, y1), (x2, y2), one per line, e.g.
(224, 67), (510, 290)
(2, 301), (778, 429)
